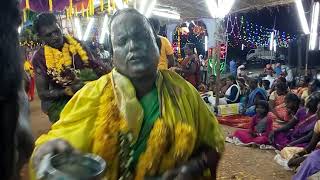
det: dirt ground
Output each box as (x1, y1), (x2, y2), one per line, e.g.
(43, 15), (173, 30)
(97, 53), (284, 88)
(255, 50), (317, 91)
(21, 96), (294, 180)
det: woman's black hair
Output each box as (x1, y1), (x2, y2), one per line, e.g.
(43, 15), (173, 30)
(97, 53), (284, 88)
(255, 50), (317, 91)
(262, 80), (270, 90)
(277, 77), (287, 83)
(256, 100), (269, 114)
(227, 75), (237, 84)
(276, 81), (288, 93)
(285, 93), (300, 106)
(107, 8), (160, 56)
(306, 92), (320, 113)
(303, 75), (312, 85)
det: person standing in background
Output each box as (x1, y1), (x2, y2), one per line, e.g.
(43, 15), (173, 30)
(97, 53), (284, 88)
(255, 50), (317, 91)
(229, 59), (237, 77)
(149, 18), (175, 70)
(199, 54), (208, 84)
(32, 13), (109, 123)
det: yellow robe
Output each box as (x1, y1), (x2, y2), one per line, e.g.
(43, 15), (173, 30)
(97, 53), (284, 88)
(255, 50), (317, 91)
(31, 69), (224, 179)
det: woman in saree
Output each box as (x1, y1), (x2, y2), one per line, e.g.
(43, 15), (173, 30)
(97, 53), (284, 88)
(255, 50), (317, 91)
(269, 93), (320, 150)
(232, 100), (272, 145)
(288, 117), (320, 180)
(294, 76), (311, 98)
(301, 79), (320, 104)
(269, 80), (290, 122)
(173, 43), (200, 87)
(30, 9), (224, 180)
(244, 78), (267, 116)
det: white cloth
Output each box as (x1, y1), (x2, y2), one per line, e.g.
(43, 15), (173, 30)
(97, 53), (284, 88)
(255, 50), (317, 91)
(237, 65), (246, 78)
(99, 50), (110, 59)
(286, 68), (293, 82)
(225, 84), (240, 103)
(263, 75), (275, 88)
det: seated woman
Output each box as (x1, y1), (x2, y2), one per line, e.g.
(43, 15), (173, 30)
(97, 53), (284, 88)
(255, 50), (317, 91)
(301, 79), (320, 104)
(293, 76), (311, 98)
(238, 77), (249, 104)
(206, 76), (241, 106)
(269, 93), (320, 150)
(289, 118), (320, 180)
(292, 150), (320, 180)
(285, 109), (320, 169)
(232, 100), (272, 145)
(269, 81), (290, 122)
(244, 78), (268, 116)
(264, 64), (274, 76)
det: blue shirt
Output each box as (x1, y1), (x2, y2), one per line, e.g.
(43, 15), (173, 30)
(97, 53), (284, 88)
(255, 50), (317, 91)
(229, 60), (237, 75)
(275, 67), (282, 76)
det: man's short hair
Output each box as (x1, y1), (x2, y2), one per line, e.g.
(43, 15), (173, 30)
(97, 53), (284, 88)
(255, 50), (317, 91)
(33, 13), (58, 34)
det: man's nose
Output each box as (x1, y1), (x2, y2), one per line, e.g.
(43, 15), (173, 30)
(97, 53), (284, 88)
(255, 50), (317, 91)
(128, 39), (138, 51)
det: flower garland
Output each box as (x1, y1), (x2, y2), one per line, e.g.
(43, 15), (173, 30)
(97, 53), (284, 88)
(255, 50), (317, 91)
(44, 35), (89, 75)
(24, 60), (34, 77)
(92, 74), (197, 180)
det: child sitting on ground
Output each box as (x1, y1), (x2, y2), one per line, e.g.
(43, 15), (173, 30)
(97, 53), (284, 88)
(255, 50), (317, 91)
(232, 100), (272, 145)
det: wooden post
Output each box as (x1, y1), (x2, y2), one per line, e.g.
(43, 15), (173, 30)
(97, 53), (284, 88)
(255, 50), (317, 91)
(215, 46), (221, 107)
(214, 19), (225, 108)
(297, 35), (302, 77)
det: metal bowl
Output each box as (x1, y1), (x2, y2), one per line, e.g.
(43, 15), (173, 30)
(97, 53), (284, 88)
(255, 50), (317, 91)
(44, 153), (106, 180)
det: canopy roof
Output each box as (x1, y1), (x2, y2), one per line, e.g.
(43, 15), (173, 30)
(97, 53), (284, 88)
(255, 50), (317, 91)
(157, 0), (294, 19)
(21, 0), (294, 19)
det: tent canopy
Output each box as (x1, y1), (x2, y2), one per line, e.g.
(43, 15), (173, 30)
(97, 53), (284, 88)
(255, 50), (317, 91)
(157, 0), (294, 19)
(21, 0), (294, 19)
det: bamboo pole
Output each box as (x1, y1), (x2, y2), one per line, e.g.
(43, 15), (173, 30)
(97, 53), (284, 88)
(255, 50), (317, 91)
(215, 46), (221, 107)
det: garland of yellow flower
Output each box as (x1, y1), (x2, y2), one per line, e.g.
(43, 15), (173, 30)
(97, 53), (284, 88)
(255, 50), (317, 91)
(92, 74), (197, 180)
(24, 60), (34, 77)
(44, 35), (89, 75)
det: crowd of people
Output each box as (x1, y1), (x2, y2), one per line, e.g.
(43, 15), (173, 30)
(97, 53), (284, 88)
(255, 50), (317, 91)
(2, 1), (320, 179)
(214, 64), (320, 179)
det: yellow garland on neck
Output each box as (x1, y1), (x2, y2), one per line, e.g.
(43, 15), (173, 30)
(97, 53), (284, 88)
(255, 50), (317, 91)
(92, 75), (197, 179)
(24, 60), (34, 77)
(44, 35), (89, 74)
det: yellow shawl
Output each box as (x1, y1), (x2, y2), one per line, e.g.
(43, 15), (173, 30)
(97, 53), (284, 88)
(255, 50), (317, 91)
(32, 69), (224, 179)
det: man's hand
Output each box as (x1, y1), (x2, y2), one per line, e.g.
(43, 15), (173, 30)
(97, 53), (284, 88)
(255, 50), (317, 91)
(32, 139), (77, 171)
